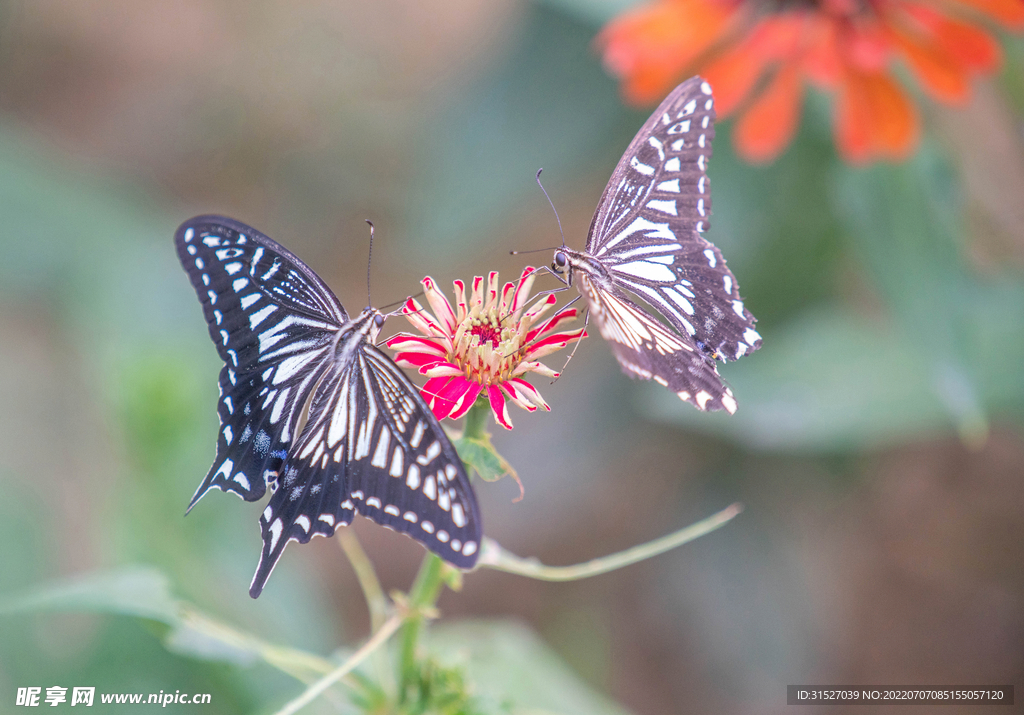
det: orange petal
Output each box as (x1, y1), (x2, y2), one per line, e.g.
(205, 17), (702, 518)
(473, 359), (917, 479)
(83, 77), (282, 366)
(597, 0), (738, 105)
(887, 25), (971, 104)
(835, 73), (873, 163)
(843, 17), (891, 72)
(900, 4), (1002, 73)
(701, 39), (769, 117)
(701, 13), (806, 117)
(801, 14), (845, 87)
(733, 64), (804, 164)
(948, 0), (1024, 29)
(746, 13), (808, 59)
(834, 70), (919, 163)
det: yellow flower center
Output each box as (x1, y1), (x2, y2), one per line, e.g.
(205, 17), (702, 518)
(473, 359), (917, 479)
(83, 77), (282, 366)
(452, 309), (526, 385)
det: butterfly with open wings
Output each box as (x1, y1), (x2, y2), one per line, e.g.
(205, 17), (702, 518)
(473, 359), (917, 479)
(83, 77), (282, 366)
(551, 77), (761, 414)
(175, 216), (482, 598)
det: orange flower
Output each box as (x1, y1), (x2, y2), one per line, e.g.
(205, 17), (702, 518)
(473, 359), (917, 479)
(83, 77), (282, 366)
(597, 0), (1024, 163)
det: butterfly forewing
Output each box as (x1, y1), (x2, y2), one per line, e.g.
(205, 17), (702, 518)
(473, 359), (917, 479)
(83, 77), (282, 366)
(175, 216), (482, 598)
(563, 77), (761, 413)
(588, 76), (715, 250)
(175, 216), (345, 504)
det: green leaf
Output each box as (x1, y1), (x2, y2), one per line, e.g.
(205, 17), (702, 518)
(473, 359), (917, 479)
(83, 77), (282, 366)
(429, 619), (633, 715)
(0, 565), (180, 623)
(454, 432), (517, 483)
(0, 567), (335, 674)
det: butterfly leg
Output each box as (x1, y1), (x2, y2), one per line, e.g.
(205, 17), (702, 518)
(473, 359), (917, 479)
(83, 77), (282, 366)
(550, 296), (588, 384)
(531, 263), (570, 285)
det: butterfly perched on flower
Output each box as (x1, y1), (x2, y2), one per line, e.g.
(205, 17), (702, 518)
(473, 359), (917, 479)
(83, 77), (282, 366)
(551, 76), (760, 414)
(174, 216), (482, 597)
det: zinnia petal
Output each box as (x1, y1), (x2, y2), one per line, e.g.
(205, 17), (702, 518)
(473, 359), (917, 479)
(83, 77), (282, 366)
(448, 381), (484, 420)
(422, 276), (458, 335)
(507, 378), (551, 411)
(392, 350), (446, 372)
(522, 292), (558, 325)
(485, 271), (500, 310)
(887, 26), (971, 103)
(499, 382), (538, 413)
(597, 0), (741, 104)
(487, 385), (514, 430)
(511, 360), (559, 379)
(701, 35), (771, 117)
(835, 69), (918, 162)
(900, 5), (1001, 72)
(453, 279), (468, 321)
(402, 297), (447, 338)
(386, 334), (449, 358)
(524, 328), (588, 361)
(948, 0), (1024, 29)
(525, 306), (579, 342)
(733, 64), (804, 164)
(423, 364), (466, 378)
(422, 376), (475, 420)
(509, 266), (538, 317)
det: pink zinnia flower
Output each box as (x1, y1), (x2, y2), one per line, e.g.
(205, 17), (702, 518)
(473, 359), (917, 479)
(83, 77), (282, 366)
(386, 267), (586, 429)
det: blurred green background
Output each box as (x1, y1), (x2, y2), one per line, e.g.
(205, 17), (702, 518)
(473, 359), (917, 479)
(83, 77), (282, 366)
(1, 0), (1023, 713)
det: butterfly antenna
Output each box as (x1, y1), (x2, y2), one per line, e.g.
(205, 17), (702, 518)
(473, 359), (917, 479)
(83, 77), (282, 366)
(508, 169), (565, 256)
(365, 220), (375, 308)
(535, 169), (565, 249)
(378, 290), (424, 314)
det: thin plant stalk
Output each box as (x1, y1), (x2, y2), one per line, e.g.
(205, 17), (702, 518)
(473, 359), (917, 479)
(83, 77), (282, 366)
(478, 503), (743, 581)
(273, 614), (403, 715)
(338, 529), (388, 632)
(338, 529), (394, 697)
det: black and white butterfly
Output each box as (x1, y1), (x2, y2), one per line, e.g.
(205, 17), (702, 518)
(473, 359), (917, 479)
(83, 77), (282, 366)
(175, 215), (482, 598)
(551, 76), (760, 414)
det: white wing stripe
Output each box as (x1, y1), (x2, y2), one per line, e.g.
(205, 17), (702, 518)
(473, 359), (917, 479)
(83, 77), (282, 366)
(614, 260), (676, 282)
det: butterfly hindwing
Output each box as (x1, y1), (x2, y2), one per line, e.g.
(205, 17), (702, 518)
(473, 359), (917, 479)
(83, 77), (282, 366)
(562, 77), (760, 412)
(250, 341), (481, 597)
(577, 276), (737, 414)
(175, 215), (482, 597)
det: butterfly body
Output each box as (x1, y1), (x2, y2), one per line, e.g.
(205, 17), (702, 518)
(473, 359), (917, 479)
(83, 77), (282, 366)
(175, 216), (481, 597)
(553, 77), (760, 414)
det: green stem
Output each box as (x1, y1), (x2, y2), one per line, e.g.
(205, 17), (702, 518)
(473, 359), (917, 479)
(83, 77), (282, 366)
(397, 399), (490, 703)
(477, 503), (743, 581)
(398, 554), (445, 701)
(462, 395), (489, 442)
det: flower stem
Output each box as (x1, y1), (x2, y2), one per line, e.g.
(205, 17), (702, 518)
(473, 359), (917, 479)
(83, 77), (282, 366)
(462, 395), (489, 441)
(477, 503), (743, 581)
(397, 554), (445, 702)
(396, 399), (490, 703)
